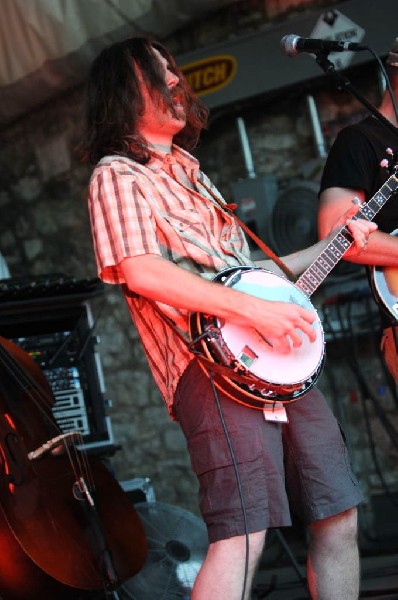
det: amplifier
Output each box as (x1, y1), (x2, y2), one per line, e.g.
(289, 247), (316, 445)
(8, 308), (114, 452)
(14, 329), (93, 436)
(0, 279), (115, 454)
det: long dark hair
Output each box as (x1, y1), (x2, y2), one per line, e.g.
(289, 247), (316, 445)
(80, 37), (209, 165)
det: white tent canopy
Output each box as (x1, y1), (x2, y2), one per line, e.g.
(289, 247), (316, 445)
(0, 0), (237, 125)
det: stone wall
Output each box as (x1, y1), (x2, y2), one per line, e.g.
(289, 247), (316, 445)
(0, 0), (397, 544)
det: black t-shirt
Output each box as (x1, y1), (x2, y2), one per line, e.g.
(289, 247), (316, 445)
(320, 116), (398, 327)
(319, 115), (398, 233)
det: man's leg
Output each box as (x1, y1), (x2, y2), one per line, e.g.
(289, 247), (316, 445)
(306, 507), (359, 600)
(192, 530), (266, 600)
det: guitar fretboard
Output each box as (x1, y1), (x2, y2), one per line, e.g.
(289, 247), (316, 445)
(297, 171), (398, 297)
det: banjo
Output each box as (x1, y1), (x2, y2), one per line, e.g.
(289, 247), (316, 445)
(189, 157), (398, 409)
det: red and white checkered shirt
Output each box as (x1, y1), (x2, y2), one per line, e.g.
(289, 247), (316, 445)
(88, 145), (252, 416)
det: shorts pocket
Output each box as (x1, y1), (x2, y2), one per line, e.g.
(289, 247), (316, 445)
(188, 429), (267, 518)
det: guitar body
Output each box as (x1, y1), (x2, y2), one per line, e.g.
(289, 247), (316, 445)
(369, 229), (398, 323)
(189, 266), (325, 408)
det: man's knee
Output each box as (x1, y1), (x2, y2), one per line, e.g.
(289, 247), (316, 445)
(308, 508), (358, 545)
(209, 530), (267, 563)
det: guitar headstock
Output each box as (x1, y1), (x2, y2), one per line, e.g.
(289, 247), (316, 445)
(380, 148), (398, 175)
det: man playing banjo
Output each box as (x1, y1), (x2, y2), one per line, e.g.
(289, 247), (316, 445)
(83, 37), (376, 600)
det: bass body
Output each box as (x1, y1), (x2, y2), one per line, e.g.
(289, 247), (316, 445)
(0, 336), (147, 600)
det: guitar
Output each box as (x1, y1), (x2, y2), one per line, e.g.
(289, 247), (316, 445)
(189, 158), (398, 410)
(369, 228), (398, 322)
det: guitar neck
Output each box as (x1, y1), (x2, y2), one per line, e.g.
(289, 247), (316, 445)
(296, 170), (398, 297)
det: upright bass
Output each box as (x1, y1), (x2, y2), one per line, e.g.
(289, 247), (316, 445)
(0, 336), (147, 600)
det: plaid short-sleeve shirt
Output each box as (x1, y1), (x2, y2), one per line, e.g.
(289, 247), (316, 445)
(88, 145), (253, 416)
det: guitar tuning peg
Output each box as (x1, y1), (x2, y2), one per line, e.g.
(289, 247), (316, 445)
(380, 158), (389, 168)
(386, 147), (393, 155)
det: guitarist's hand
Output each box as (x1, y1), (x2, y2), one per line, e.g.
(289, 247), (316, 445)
(327, 199), (378, 254)
(258, 202), (378, 279)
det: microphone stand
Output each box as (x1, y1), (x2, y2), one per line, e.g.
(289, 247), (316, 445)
(314, 51), (398, 141)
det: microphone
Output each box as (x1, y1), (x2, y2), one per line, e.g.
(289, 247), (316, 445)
(280, 34), (367, 57)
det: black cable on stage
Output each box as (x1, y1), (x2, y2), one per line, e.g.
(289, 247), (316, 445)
(324, 299), (394, 539)
(346, 297), (398, 449)
(361, 290), (398, 408)
(321, 294), (398, 521)
(343, 298), (398, 508)
(209, 371), (250, 600)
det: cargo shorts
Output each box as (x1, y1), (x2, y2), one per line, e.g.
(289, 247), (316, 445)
(173, 360), (363, 543)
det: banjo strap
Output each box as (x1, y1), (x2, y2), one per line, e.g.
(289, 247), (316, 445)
(224, 203), (297, 282)
(197, 178), (297, 283)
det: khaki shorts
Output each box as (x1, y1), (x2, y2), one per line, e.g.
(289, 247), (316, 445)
(173, 360), (363, 543)
(381, 326), (398, 383)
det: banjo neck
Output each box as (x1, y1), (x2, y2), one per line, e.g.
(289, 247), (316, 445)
(297, 164), (398, 298)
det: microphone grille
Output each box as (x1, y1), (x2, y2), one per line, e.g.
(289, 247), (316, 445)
(280, 34), (299, 57)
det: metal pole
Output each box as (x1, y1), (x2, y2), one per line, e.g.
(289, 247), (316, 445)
(306, 94), (327, 158)
(236, 116), (256, 178)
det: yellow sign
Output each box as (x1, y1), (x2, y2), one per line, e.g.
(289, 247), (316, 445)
(180, 55), (237, 97)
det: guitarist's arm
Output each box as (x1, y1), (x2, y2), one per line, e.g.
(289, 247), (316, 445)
(256, 201), (377, 276)
(319, 186), (398, 267)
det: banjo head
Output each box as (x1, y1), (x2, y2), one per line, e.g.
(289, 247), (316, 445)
(189, 266), (325, 405)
